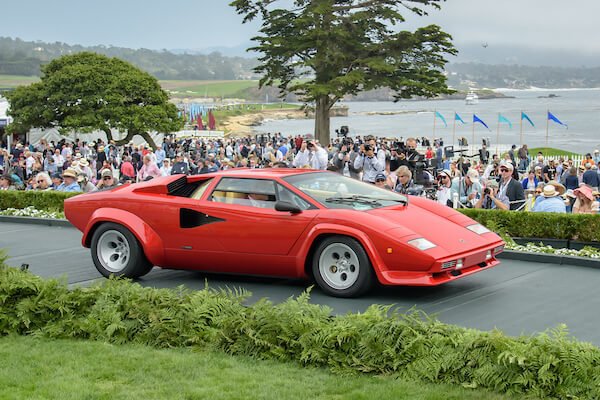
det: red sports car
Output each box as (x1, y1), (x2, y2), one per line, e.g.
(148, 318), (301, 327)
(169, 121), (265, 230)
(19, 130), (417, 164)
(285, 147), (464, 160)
(65, 169), (504, 297)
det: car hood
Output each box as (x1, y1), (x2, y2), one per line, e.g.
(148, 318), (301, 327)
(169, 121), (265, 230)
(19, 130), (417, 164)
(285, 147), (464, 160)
(367, 203), (501, 254)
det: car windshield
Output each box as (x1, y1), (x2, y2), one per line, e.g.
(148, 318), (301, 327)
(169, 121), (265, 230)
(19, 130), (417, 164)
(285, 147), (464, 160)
(283, 172), (408, 210)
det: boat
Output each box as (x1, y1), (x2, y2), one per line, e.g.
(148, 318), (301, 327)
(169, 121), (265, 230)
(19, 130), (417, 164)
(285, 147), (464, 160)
(465, 90), (479, 105)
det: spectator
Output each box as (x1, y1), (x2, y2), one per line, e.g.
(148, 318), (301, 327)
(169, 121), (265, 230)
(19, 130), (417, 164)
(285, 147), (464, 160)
(582, 163), (600, 190)
(436, 169), (453, 206)
(97, 169), (118, 190)
(572, 184), (596, 214)
(452, 169), (482, 206)
(521, 170), (539, 191)
(56, 169), (81, 192)
(374, 173), (390, 190)
(77, 173), (97, 193)
(475, 180), (509, 210)
(137, 154), (162, 182)
(498, 161), (525, 210)
(0, 174), (16, 190)
(33, 172), (53, 191)
(532, 185), (566, 213)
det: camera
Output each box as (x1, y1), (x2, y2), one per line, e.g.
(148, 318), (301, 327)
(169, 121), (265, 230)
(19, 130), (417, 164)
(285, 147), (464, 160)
(363, 144), (372, 152)
(336, 125), (349, 137)
(484, 188), (491, 195)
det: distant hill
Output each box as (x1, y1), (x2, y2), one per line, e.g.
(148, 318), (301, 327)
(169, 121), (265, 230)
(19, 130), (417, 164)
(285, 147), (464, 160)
(1, 37), (600, 91)
(0, 37), (259, 80)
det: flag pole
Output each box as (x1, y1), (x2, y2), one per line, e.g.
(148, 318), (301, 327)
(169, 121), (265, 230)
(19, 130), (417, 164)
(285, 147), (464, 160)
(471, 115), (475, 155)
(519, 111), (523, 146)
(452, 112), (456, 152)
(546, 109), (549, 148)
(496, 113), (500, 156)
(432, 109), (436, 148)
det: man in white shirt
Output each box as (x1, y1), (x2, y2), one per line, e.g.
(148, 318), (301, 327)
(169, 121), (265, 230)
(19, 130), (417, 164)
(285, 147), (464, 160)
(293, 141), (328, 169)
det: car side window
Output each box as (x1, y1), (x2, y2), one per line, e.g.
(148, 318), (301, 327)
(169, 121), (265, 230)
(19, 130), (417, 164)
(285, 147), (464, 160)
(210, 178), (277, 209)
(276, 184), (314, 210)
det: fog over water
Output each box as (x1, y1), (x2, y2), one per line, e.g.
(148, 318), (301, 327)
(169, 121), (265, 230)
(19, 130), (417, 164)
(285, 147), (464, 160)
(254, 89), (600, 154)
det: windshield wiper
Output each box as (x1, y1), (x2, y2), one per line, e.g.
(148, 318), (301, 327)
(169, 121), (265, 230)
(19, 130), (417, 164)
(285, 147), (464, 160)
(325, 195), (382, 206)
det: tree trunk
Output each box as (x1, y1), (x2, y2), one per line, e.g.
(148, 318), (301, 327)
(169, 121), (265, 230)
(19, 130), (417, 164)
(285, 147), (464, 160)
(139, 132), (158, 150)
(314, 95), (331, 145)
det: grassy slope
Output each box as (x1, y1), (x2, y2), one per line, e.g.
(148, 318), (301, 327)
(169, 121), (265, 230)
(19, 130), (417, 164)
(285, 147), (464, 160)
(0, 335), (515, 400)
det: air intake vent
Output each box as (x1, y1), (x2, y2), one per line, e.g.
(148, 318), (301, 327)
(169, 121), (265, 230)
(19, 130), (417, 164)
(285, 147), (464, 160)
(442, 260), (457, 269)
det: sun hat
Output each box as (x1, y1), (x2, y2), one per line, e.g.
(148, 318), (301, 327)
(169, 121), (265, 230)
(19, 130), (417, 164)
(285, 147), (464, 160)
(62, 168), (78, 179)
(79, 159), (89, 167)
(542, 185), (559, 198)
(499, 160), (514, 170)
(574, 184), (594, 201)
(546, 180), (566, 195)
(564, 189), (577, 199)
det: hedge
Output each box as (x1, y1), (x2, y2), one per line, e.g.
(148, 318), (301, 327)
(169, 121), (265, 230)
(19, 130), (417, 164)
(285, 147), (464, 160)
(2, 190), (600, 242)
(0, 191), (78, 212)
(460, 209), (600, 242)
(1, 253), (599, 399)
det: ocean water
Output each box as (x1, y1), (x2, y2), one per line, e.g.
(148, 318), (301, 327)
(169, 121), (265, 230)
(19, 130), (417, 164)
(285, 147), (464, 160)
(253, 89), (600, 154)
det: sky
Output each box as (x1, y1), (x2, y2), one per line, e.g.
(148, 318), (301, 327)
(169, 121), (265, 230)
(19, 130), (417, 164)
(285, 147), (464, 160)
(0, 0), (597, 56)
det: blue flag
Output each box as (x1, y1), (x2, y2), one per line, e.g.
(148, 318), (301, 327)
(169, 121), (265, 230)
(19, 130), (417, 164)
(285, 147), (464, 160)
(455, 112), (466, 124)
(521, 111), (535, 127)
(473, 114), (490, 130)
(435, 111), (447, 127)
(548, 111), (568, 128)
(498, 114), (512, 129)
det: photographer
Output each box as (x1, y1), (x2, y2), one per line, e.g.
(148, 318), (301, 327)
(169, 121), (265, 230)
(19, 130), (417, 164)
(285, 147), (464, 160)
(353, 142), (385, 183)
(292, 140), (328, 170)
(333, 139), (361, 179)
(475, 180), (509, 210)
(451, 169), (483, 207)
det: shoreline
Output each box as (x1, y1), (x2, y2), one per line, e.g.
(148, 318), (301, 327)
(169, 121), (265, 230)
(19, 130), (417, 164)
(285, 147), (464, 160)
(221, 108), (306, 137)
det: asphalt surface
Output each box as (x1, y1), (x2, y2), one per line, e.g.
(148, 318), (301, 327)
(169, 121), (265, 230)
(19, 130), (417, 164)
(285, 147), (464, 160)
(2, 221), (600, 346)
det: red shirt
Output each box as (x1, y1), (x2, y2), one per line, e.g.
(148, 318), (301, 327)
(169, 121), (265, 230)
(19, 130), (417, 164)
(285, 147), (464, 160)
(121, 161), (135, 178)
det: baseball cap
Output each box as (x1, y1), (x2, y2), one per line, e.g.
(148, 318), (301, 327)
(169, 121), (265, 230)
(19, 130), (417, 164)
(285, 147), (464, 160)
(101, 169), (113, 178)
(375, 173), (386, 182)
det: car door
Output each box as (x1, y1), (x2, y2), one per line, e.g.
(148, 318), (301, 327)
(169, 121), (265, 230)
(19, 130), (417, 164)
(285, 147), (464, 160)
(205, 177), (317, 261)
(159, 177), (227, 269)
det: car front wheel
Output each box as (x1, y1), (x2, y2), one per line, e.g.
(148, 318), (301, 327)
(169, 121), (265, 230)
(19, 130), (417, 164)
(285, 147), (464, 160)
(312, 236), (373, 298)
(91, 223), (153, 279)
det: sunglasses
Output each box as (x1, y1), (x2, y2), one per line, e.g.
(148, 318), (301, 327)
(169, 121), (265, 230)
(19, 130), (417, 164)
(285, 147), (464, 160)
(103, 176), (113, 180)
(500, 168), (509, 172)
(439, 175), (449, 180)
(376, 179), (386, 182)
(36, 180), (45, 183)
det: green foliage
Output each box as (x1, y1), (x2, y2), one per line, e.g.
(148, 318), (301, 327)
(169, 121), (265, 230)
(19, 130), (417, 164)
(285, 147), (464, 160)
(231, 0), (456, 143)
(1, 257), (600, 399)
(460, 209), (600, 242)
(5, 52), (184, 148)
(0, 190), (76, 212)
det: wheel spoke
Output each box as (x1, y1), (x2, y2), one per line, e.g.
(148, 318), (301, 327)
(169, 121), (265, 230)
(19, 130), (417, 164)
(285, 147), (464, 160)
(318, 243), (361, 291)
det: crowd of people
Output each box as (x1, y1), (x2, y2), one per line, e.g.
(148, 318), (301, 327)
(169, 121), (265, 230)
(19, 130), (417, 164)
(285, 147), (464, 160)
(1, 133), (599, 214)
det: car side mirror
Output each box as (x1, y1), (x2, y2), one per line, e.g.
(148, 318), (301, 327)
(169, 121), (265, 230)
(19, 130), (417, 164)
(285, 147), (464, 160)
(275, 201), (302, 214)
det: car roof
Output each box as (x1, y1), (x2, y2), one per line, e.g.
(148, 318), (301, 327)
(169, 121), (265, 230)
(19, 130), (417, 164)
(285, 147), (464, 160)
(189, 168), (325, 180)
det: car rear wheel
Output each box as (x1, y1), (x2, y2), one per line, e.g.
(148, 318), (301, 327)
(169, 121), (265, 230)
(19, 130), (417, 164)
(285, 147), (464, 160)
(312, 236), (373, 298)
(91, 223), (153, 279)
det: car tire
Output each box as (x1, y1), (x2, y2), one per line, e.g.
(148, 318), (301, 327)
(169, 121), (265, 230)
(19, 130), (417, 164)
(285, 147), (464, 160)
(91, 223), (153, 279)
(312, 236), (373, 298)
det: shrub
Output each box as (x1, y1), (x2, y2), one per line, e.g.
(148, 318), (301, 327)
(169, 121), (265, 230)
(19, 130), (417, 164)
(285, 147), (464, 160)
(0, 191), (78, 213)
(460, 209), (600, 242)
(1, 254), (599, 399)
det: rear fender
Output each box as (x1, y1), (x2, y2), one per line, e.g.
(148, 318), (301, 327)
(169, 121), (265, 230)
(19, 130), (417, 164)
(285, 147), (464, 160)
(296, 224), (387, 283)
(82, 208), (165, 266)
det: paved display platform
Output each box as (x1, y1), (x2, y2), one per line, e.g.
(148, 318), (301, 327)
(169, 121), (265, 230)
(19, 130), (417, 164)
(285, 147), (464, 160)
(2, 221), (599, 346)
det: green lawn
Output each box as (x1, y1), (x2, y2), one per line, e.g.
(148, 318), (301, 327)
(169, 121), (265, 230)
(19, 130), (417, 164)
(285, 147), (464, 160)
(159, 79), (259, 98)
(0, 335), (515, 400)
(0, 74), (39, 88)
(529, 147), (583, 157)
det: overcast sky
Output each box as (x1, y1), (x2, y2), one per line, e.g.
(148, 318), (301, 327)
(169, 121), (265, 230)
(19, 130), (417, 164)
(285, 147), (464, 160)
(0, 0), (596, 54)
